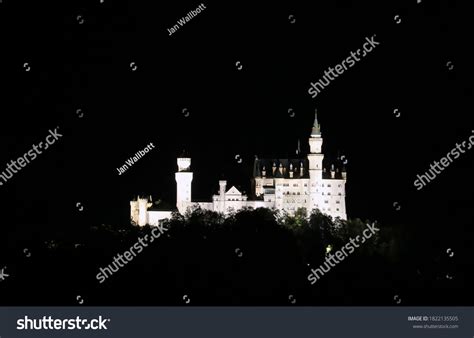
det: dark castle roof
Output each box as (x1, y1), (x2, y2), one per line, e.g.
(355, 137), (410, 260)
(253, 157), (347, 180)
(253, 158), (310, 179)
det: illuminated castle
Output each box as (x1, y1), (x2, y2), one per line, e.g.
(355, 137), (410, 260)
(131, 111), (347, 225)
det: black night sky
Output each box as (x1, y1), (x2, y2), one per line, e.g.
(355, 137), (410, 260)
(0, 0), (473, 304)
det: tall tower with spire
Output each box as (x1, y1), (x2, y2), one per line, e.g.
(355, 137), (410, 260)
(307, 110), (324, 211)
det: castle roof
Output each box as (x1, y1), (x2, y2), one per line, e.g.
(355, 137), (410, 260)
(253, 158), (310, 179)
(179, 149), (190, 158)
(148, 205), (178, 211)
(311, 110), (321, 136)
(226, 186), (242, 195)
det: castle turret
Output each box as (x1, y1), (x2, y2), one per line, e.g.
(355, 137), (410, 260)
(130, 197), (139, 225)
(342, 164), (347, 180)
(308, 111), (324, 173)
(219, 180), (227, 213)
(175, 156), (193, 214)
(307, 110), (324, 210)
(138, 197), (151, 226)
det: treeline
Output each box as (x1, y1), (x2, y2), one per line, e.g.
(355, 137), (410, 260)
(0, 207), (465, 305)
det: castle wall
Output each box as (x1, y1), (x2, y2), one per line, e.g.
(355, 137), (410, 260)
(319, 178), (346, 219)
(147, 211), (173, 226)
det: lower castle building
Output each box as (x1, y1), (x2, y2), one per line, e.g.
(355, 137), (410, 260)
(130, 112), (347, 226)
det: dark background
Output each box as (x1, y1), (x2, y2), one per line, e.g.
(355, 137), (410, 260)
(0, 0), (472, 304)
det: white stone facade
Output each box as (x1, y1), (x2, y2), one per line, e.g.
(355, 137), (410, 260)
(131, 112), (347, 226)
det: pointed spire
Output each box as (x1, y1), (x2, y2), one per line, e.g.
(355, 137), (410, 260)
(253, 156), (261, 177)
(311, 109), (321, 136)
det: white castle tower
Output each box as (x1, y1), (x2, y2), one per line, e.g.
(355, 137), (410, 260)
(306, 111), (347, 218)
(130, 200), (138, 225)
(138, 197), (150, 226)
(175, 156), (193, 214)
(218, 180), (226, 213)
(130, 196), (152, 226)
(308, 112), (324, 211)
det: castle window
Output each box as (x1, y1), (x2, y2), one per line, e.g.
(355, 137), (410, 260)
(328, 192), (331, 195)
(322, 192), (324, 195)
(336, 200), (340, 204)
(293, 184), (298, 187)
(324, 200), (328, 204)
(338, 193), (342, 196)
(328, 184), (331, 187)
(338, 184), (341, 187)
(336, 208), (340, 211)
